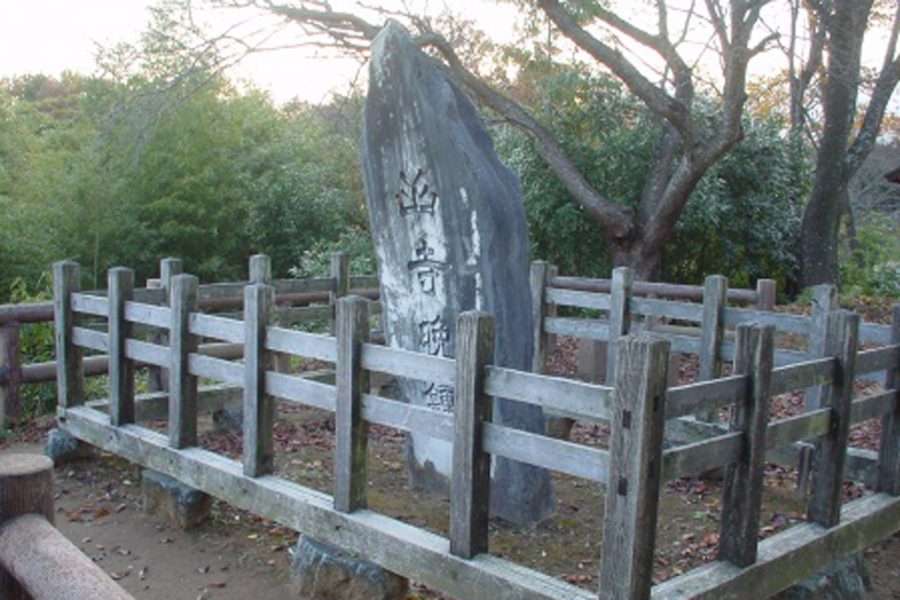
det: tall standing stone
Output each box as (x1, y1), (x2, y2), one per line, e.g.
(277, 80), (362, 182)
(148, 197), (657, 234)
(361, 21), (553, 524)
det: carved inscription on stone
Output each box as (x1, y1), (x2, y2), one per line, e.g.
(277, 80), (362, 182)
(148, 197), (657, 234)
(396, 168), (438, 216)
(407, 236), (447, 295)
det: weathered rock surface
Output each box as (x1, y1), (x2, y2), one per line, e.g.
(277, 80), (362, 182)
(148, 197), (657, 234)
(290, 535), (408, 600)
(44, 428), (93, 465)
(141, 468), (211, 530)
(361, 20), (553, 523)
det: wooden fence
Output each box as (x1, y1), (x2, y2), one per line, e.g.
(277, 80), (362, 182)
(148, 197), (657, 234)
(40, 254), (900, 600)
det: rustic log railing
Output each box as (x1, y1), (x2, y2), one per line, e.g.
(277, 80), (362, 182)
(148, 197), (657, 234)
(45, 255), (900, 600)
(0, 453), (135, 600)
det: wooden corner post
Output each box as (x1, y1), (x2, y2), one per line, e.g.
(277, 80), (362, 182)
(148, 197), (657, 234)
(807, 309), (859, 527)
(599, 333), (670, 600)
(53, 260), (84, 415)
(249, 254), (272, 285)
(334, 295), (369, 513)
(699, 275), (728, 382)
(168, 274), (199, 449)
(243, 282), (275, 477)
(108, 267), (135, 426)
(330, 251), (350, 336)
(529, 261), (550, 373)
(756, 279), (776, 312)
(0, 322), (21, 426)
(450, 311), (494, 558)
(719, 323), (774, 566)
(877, 304), (900, 494)
(605, 266), (634, 383)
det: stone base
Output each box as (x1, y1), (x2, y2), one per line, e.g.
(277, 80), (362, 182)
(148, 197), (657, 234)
(44, 428), (93, 465)
(405, 435), (450, 494)
(290, 535), (408, 600)
(771, 554), (871, 600)
(141, 469), (211, 530)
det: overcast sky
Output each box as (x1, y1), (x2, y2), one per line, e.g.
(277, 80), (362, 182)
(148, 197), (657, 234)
(1, 1), (897, 112)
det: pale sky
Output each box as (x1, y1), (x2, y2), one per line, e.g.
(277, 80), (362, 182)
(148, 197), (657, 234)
(1, 0), (897, 111)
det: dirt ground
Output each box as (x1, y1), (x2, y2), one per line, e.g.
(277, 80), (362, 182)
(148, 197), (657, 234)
(2, 327), (899, 599)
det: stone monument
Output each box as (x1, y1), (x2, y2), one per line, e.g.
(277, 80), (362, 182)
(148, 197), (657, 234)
(361, 21), (554, 524)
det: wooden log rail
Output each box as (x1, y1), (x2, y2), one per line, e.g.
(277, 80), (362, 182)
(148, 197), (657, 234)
(0, 453), (134, 600)
(49, 256), (900, 600)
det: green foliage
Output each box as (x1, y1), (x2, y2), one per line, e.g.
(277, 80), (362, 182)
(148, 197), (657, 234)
(840, 214), (900, 298)
(8, 276), (57, 419)
(494, 60), (807, 285)
(292, 226), (376, 279)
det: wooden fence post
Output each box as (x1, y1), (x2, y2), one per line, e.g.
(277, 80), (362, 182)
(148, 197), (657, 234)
(334, 295), (369, 513)
(450, 311), (494, 559)
(719, 323), (774, 566)
(599, 332), (669, 600)
(330, 251), (350, 336)
(243, 282), (275, 477)
(529, 261), (550, 374)
(149, 258), (183, 394)
(0, 323), (21, 426)
(108, 267), (135, 427)
(249, 254), (272, 285)
(53, 261), (83, 415)
(805, 284), (838, 412)
(605, 267), (634, 383)
(756, 279), (776, 312)
(807, 309), (859, 527)
(168, 274), (198, 449)
(546, 264), (559, 355)
(699, 275), (728, 382)
(877, 305), (900, 495)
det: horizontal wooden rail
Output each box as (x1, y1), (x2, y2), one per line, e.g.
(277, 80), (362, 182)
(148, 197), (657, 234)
(549, 276), (760, 304)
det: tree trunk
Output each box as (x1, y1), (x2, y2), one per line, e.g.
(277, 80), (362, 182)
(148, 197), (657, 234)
(799, 0), (873, 288)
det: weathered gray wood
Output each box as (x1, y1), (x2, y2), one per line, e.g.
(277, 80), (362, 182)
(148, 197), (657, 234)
(0, 323), (20, 425)
(860, 322), (892, 344)
(53, 261), (84, 412)
(807, 309), (859, 527)
(698, 275), (728, 388)
(605, 267), (634, 383)
(756, 279), (776, 311)
(856, 344), (900, 375)
(71, 327), (108, 352)
(243, 283), (275, 477)
(545, 287), (611, 311)
(723, 306), (811, 334)
(765, 408), (832, 450)
(61, 406), (592, 600)
(805, 284), (838, 412)
(851, 390), (897, 424)
(651, 493), (900, 600)
(330, 251), (349, 336)
(266, 372), (336, 411)
(88, 384), (242, 422)
(360, 343), (454, 386)
(769, 357), (836, 395)
(719, 324), (773, 567)
(108, 268), (135, 426)
(123, 301), (170, 329)
(334, 296), (369, 513)
(549, 276), (759, 304)
(665, 375), (747, 420)
(484, 366), (613, 422)
(125, 339), (170, 368)
(530, 261), (551, 373)
(450, 311), (494, 558)
(249, 254), (272, 284)
(155, 258), (182, 394)
(630, 297), (704, 322)
(265, 327), (336, 362)
(188, 354), (244, 386)
(168, 274), (199, 449)
(70, 293), (110, 316)
(544, 317), (610, 341)
(483, 422), (610, 483)
(188, 312), (244, 344)
(362, 393), (451, 441)
(878, 305), (900, 494)
(0, 302), (53, 325)
(662, 432), (743, 481)
(599, 333), (669, 600)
